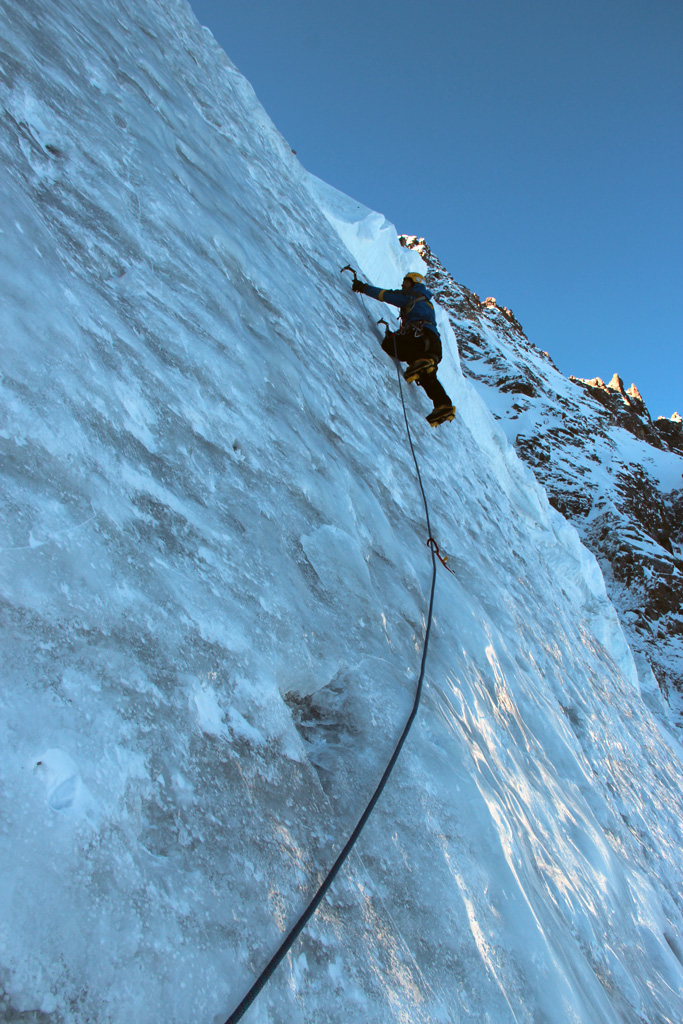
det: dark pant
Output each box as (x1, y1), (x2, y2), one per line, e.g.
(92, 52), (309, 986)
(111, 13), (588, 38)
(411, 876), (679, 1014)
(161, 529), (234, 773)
(381, 324), (452, 408)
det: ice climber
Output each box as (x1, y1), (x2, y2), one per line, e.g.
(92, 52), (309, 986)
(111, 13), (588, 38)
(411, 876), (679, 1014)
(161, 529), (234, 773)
(351, 271), (456, 426)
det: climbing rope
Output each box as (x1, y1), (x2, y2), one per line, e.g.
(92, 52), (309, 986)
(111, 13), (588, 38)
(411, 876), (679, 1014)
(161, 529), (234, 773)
(222, 286), (440, 1024)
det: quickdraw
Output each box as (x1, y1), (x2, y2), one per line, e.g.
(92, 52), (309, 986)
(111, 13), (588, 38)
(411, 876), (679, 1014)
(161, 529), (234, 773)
(427, 537), (458, 577)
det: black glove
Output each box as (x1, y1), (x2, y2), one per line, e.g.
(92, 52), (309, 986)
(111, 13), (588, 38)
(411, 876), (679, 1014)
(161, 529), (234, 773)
(352, 279), (367, 293)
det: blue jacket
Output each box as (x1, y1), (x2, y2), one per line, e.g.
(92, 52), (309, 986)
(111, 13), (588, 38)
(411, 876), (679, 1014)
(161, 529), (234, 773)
(363, 282), (439, 336)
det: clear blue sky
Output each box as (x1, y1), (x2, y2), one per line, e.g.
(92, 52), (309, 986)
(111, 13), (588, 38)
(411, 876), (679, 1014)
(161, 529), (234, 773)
(188, 0), (682, 418)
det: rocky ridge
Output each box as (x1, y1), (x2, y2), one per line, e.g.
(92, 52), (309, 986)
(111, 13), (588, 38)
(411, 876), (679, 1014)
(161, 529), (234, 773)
(402, 236), (683, 719)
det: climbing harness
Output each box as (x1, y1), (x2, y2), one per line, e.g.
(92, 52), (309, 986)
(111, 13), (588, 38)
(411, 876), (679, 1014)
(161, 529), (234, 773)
(401, 292), (435, 320)
(221, 272), (445, 1023)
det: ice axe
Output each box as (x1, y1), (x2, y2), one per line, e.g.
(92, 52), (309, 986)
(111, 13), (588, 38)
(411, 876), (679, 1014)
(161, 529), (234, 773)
(342, 268), (393, 341)
(340, 263), (358, 283)
(377, 317), (393, 341)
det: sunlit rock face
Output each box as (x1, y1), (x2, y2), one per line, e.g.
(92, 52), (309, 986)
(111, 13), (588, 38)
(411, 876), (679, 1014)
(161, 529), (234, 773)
(402, 236), (683, 717)
(1, 3), (683, 1023)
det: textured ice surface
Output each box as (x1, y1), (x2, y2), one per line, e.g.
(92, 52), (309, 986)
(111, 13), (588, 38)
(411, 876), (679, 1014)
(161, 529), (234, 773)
(0, 1), (682, 1022)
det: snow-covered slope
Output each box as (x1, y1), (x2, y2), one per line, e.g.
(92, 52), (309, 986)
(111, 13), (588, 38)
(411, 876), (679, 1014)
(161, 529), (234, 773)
(402, 237), (683, 724)
(1, 2), (682, 1023)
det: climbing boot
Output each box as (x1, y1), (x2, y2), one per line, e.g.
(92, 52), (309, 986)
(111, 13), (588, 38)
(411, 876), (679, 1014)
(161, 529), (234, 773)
(403, 357), (437, 384)
(426, 404), (456, 427)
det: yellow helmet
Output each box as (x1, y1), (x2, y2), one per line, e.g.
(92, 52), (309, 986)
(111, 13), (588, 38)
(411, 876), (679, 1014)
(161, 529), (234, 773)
(403, 272), (425, 285)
